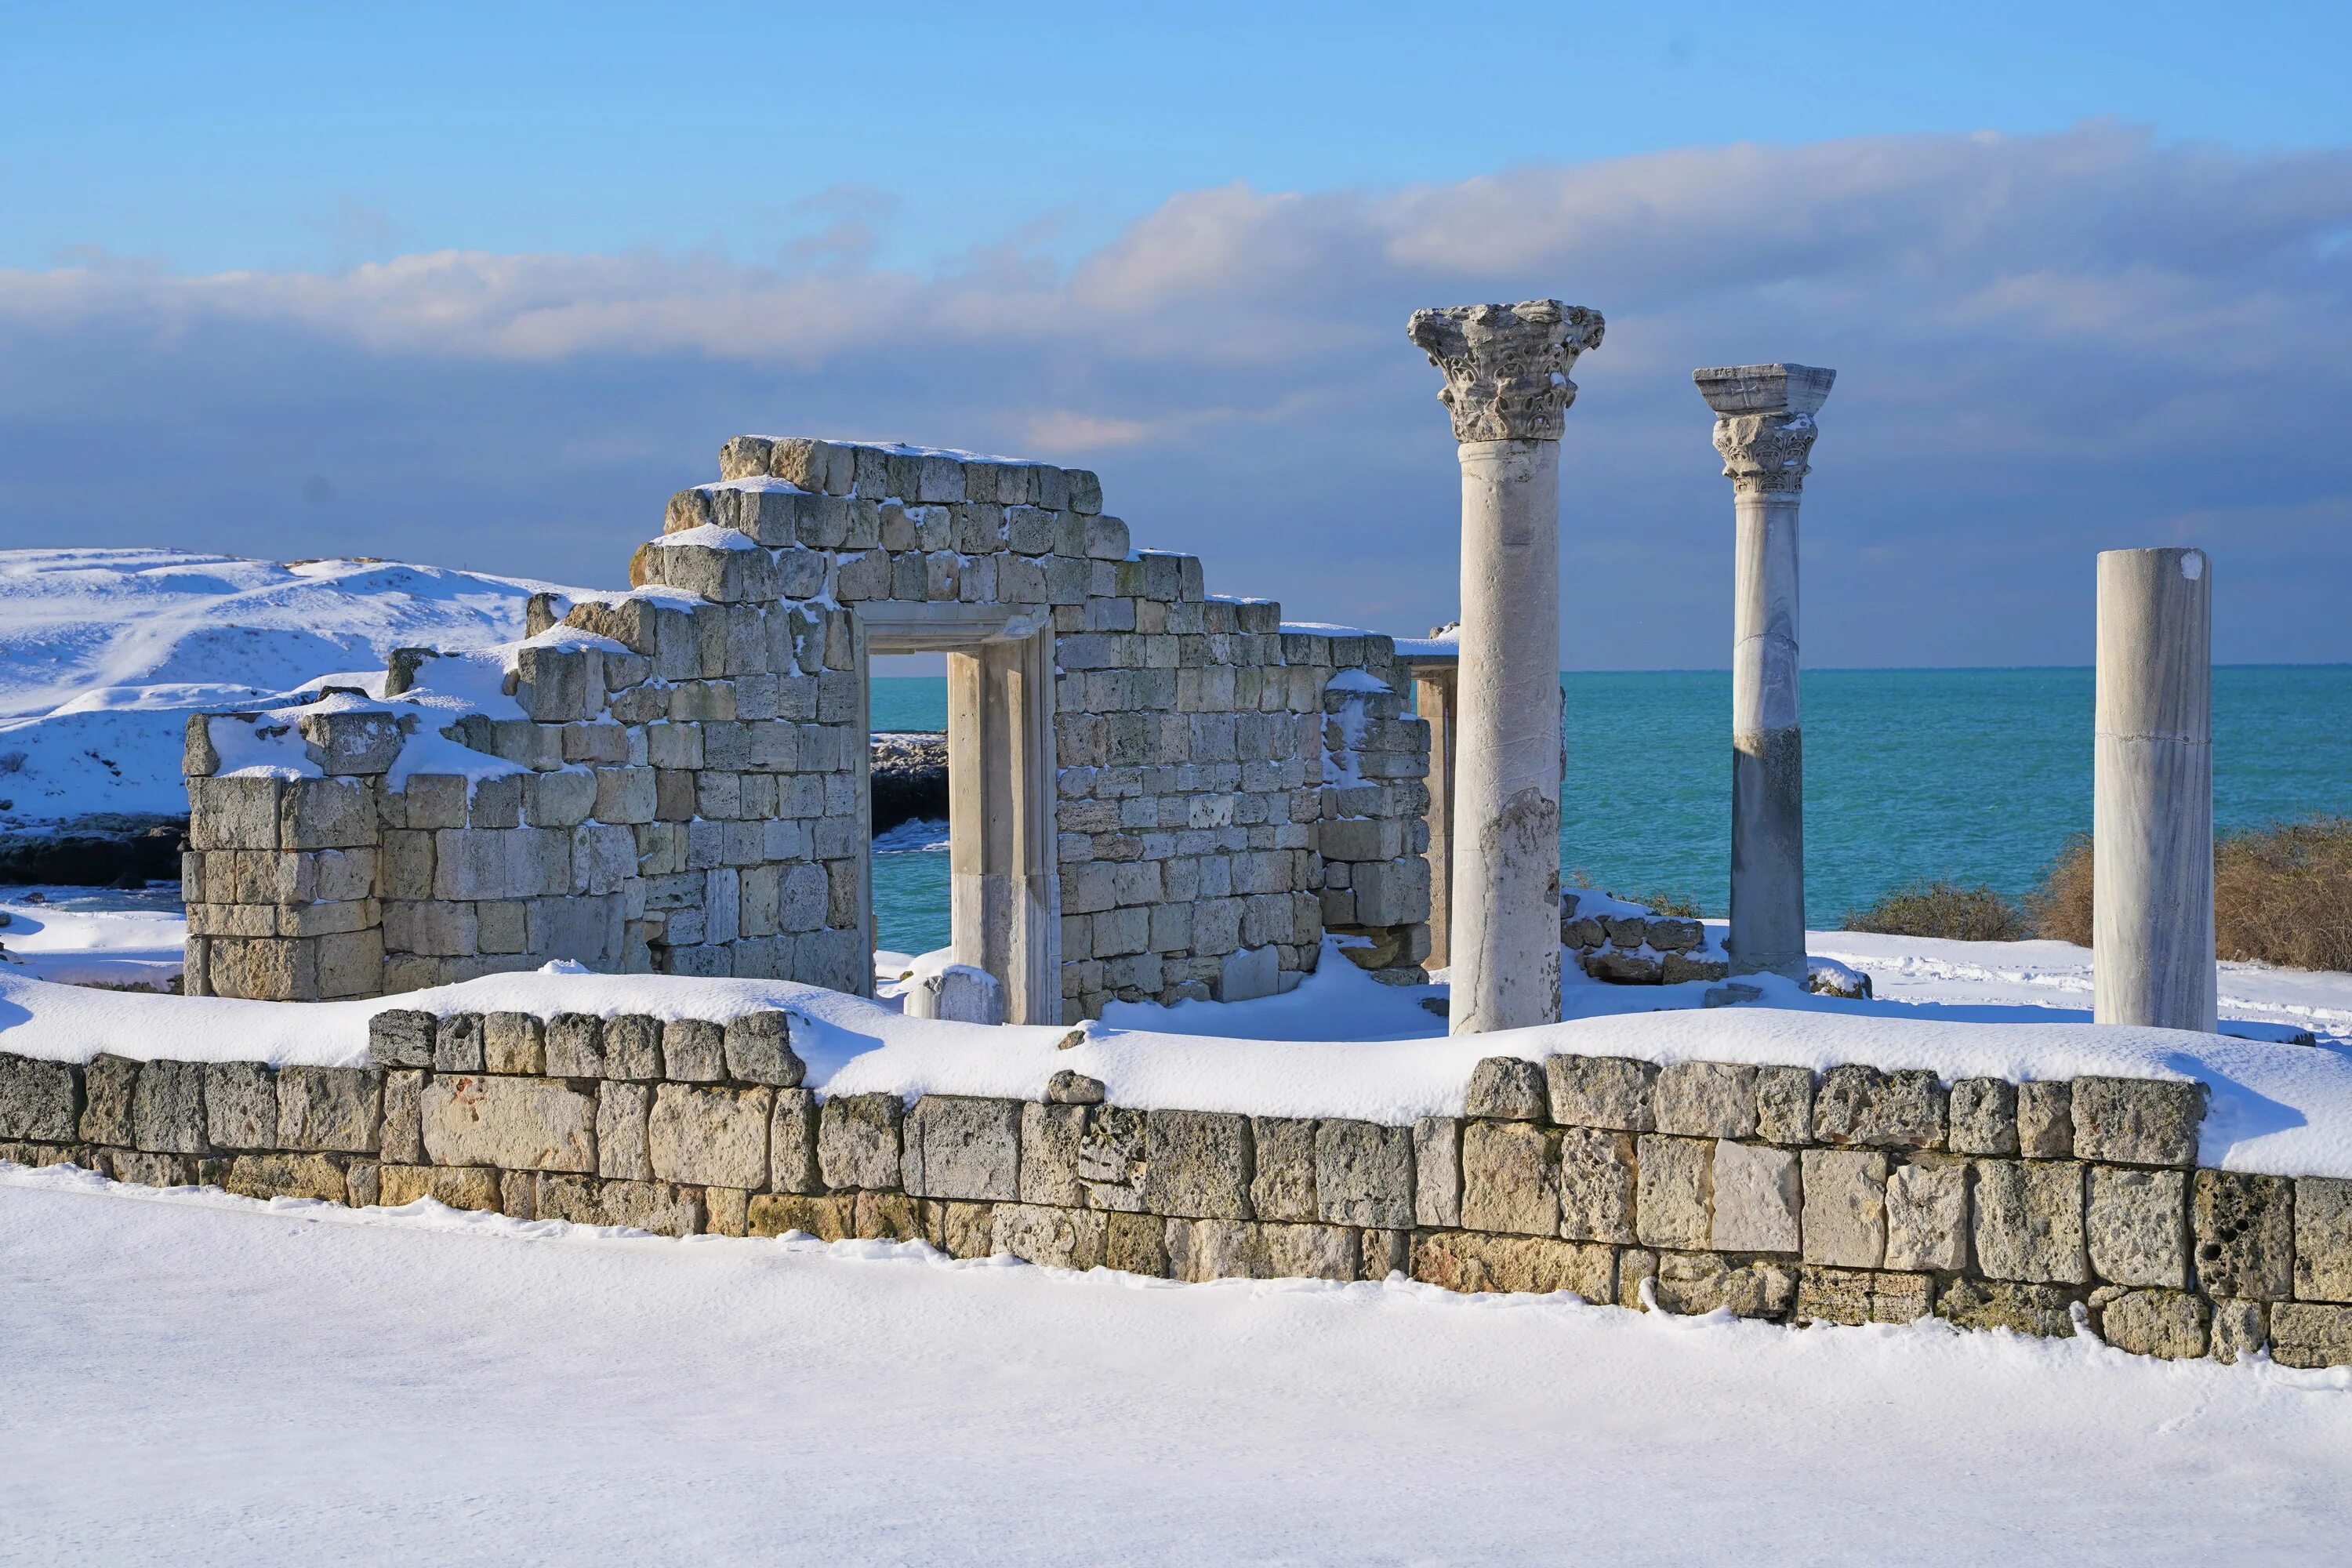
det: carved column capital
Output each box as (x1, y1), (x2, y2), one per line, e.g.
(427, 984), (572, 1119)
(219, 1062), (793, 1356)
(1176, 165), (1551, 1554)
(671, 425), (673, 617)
(1694, 363), (1835, 496)
(1408, 299), (1606, 444)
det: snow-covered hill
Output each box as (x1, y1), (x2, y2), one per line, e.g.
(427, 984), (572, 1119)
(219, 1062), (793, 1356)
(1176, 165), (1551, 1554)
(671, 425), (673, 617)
(0, 548), (598, 829)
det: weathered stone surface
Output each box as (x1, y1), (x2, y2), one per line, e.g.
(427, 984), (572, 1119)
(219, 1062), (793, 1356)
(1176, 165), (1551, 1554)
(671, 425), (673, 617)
(1796, 1265), (1933, 1325)
(1413, 1115), (1461, 1227)
(1020, 1102), (1087, 1207)
(2267, 1303), (2352, 1370)
(1653, 1252), (1798, 1319)
(2294, 1176), (2352, 1302)
(1883, 1160), (1969, 1272)
(545, 1013), (606, 1077)
(1755, 1065), (1814, 1145)
(2098, 1288), (2207, 1359)
(937, 1200), (995, 1260)
(1046, 1070), (1105, 1105)
(225, 1152), (346, 1203)
(346, 1160), (379, 1207)
(2193, 1169), (2293, 1301)
(380, 1070), (423, 1163)
(500, 1168), (536, 1218)
(423, 1075), (597, 1172)
(2087, 1166), (2188, 1288)
(2071, 1077), (2205, 1167)
(1814, 1065), (1944, 1150)
(649, 1083), (771, 1189)
(902, 1094), (1021, 1201)
(2209, 1299), (2268, 1364)
(1315, 1118), (1413, 1229)
(2016, 1080), (2073, 1158)
(994, 1203), (1109, 1270)
(1105, 1210), (1170, 1276)
(723, 1011), (804, 1087)
(1547, 1054), (1656, 1131)
(1410, 1231), (1615, 1298)
(1250, 1116), (1319, 1221)
(1263, 1221), (1359, 1282)
(597, 1082), (652, 1180)
(770, 1088), (822, 1195)
(201, 1062), (277, 1150)
(276, 1066), (381, 1153)
(1166, 1218), (1266, 1281)
(1936, 1278), (2078, 1338)
(1653, 1061), (1758, 1139)
(1802, 1148), (1888, 1269)
(1947, 1078), (2017, 1156)
(1973, 1160), (2088, 1283)
(854, 1190), (926, 1242)
(1078, 1105), (1148, 1212)
(80, 1054), (138, 1145)
(0, 1053), (79, 1142)
(367, 1009), (436, 1069)
(1360, 1228), (1410, 1279)
(379, 1162), (503, 1211)
(434, 1013), (485, 1073)
(1465, 1057), (1547, 1120)
(1144, 1109), (1254, 1219)
(482, 1012), (546, 1075)
(1635, 1134), (1714, 1250)
(748, 1192), (853, 1241)
(131, 1058), (208, 1154)
(1711, 1141), (1800, 1254)
(101, 1149), (197, 1187)
(818, 1092), (904, 1190)
(1461, 1120), (1557, 1236)
(598, 1178), (703, 1237)
(1555, 1126), (1638, 1244)
(660, 1019), (725, 1082)
(603, 1014), (662, 1080)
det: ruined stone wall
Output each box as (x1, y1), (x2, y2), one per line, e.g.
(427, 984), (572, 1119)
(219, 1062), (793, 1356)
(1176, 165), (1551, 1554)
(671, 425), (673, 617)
(6, 1029), (2347, 1368)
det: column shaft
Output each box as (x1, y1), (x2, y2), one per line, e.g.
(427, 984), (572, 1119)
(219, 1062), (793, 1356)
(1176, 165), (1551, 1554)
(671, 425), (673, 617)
(1730, 486), (1806, 979)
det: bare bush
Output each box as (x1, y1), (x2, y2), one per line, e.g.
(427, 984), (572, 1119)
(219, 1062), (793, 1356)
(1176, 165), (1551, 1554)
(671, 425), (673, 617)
(1842, 880), (2031, 942)
(2028, 817), (2352, 972)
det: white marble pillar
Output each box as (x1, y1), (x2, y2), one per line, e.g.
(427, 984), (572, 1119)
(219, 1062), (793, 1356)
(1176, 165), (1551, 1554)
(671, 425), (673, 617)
(1695, 363), (1835, 983)
(1409, 299), (1605, 1033)
(2094, 547), (2216, 1032)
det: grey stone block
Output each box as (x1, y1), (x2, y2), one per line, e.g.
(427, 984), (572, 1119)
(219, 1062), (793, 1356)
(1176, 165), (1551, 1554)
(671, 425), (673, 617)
(1755, 1065), (1814, 1145)
(1653, 1253), (1799, 1319)
(278, 1067), (382, 1152)
(131, 1058), (208, 1154)
(1077, 1105), (1148, 1212)
(1973, 1160), (2087, 1283)
(660, 1019), (725, 1082)
(545, 1013), (605, 1077)
(2071, 1077), (2205, 1168)
(201, 1062), (277, 1151)
(597, 1082), (652, 1180)
(0, 1052), (81, 1142)
(2098, 1287), (2207, 1359)
(1947, 1078), (2018, 1156)
(1883, 1159), (1969, 1272)
(1021, 1102), (1087, 1207)
(2294, 1177), (2352, 1303)
(1461, 1120), (1558, 1237)
(2269, 1303), (2352, 1370)
(1635, 1134), (1714, 1250)
(818, 1092), (904, 1191)
(1263, 1221), (1359, 1282)
(2087, 1166), (2188, 1288)
(1711, 1140), (1801, 1254)
(1046, 1070), (1105, 1105)
(1936, 1279), (2078, 1338)
(724, 1011), (804, 1087)
(80, 1054), (138, 1145)
(1166, 1218), (1268, 1282)
(602, 1015), (662, 1080)
(2194, 1169), (2293, 1301)
(1814, 1065), (1945, 1150)
(1802, 1147), (1889, 1269)
(1144, 1109), (1254, 1219)
(422, 1075), (596, 1173)
(902, 1094), (1021, 1202)
(2017, 1080), (2073, 1158)
(1465, 1057), (1547, 1120)
(223, 1152), (346, 1204)
(994, 1203), (1107, 1271)
(380, 1070), (423, 1163)
(1410, 1231), (1616, 1298)
(649, 1083), (772, 1189)
(2209, 1299), (2268, 1364)
(434, 1014), (485, 1073)
(1556, 1126), (1638, 1243)
(1314, 1118), (1412, 1229)
(1249, 1116), (1318, 1221)
(1653, 1061), (1759, 1139)
(367, 1009), (436, 1069)
(1413, 1115), (1461, 1227)
(1546, 1054), (1656, 1131)
(770, 1088), (822, 1195)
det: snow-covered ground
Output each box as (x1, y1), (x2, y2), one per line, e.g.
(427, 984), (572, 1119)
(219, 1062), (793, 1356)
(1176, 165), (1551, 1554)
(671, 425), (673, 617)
(1, 1163), (2345, 1566)
(0, 886), (184, 989)
(0, 547), (589, 827)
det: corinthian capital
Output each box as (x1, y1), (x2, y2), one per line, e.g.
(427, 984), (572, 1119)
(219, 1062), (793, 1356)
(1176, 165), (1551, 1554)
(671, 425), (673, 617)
(1694, 363), (1835, 495)
(1408, 299), (1606, 444)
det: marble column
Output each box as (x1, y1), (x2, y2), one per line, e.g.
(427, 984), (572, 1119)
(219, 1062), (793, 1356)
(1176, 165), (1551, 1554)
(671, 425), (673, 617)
(1408, 299), (1605, 1033)
(1695, 363), (1835, 982)
(2094, 547), (2216, 1032)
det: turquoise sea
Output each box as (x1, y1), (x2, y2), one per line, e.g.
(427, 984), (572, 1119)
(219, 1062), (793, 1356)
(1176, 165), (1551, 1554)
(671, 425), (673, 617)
(868, 668), (2352, 956)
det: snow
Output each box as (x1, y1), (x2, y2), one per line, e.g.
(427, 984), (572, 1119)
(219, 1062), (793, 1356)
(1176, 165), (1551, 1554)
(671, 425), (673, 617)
(0, 887), (183, 990)
(652, 524), (758, 550)
(0, 1164), (2345, 1564)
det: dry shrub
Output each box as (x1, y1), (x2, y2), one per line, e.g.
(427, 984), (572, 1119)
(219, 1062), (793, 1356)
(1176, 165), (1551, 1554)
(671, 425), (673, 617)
(2029, 817), (2352, 971)
(1842, 880), (2031, 942)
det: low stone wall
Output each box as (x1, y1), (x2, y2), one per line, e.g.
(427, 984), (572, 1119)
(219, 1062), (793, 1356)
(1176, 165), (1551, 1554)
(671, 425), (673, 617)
(5, 1024), (2348, 1368)
(1561, 894), (1730, 985)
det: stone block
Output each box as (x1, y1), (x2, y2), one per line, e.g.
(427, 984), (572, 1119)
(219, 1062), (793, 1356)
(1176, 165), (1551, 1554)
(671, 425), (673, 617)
(0, 1053), (80, 1142)
(2294, 1177), (2352, 1303)
(1884, 1159), (1969, 1272)
(600, 1014), (661, 1080)
(1935, 1279), (2078, 1338)
(483, 1013), (546, 1076)
(1410, 1231), (1615, 1298)
(747, 1192), (853, 1241)
(100, 1149), (197, 1188)
(994, 1203), (1107, 1271)
(379, 1163), (503, 1211)
(1315, 1118), (1413, 1229)
(280, 776), (376, 850)
(1653, 1061), (1759, 1139)
(1412, 1116), (1461, 1228)
(1249, 1116), (1318, 1221)
(188, 775), (285, 851)
(1653, 1253), (1798, 1319)
(1461, 1120), (1558, 1236)
(1754, 1066), (1814, 1145)
(901, 1094), (1022, 1202)
(202, 1062), (277, 1151)
(2209, 1299), (2268, 1364)
(380, 1070), (423, 1163)
(645, 1084), (770, 1189)
(1973, 1160), (2088, 1283)
(818, 1092), (904, 1190)
(346, 1161), (379, 1207)
(1546, 1054), (1656, 1131)
(434, 1013), (485, 1073)
(1795, 1265), (1933, 1326)
(1144, 1109), (1254, 1219)
(1166, 1218), (1268, 1282)
(1814, 1065), (1944, 1150)
(597, 1082), (652, 1180)
(770, 1089), (822, 1195)
(1020, 1102), (1087, 1207)
(545, 1013), (605, 1077)
(2193, 1169), (2293, 1301)
(660, 1019), (725, 1083)
(422, 1075), (596, 1173)
(225, 1152), (346, 1203)
(579, 1178), (703, 1238)
(2270, 1302), (2352, 1369)
(1465, 1056), (1547, 1120)
(2087, 1166), (2188, 1288)
(1360, 1228), (1410, 1279)
(1078, 1105), (1148, 1212)
(1711, 1140), (1800, 1254)
(80, 1053), (137, 1145)
(1105, 1210), (1169, 1276)
(936, 1200), (995, 1260)
(1947, 1078), (2018, 1156)
(1554, 1126), (1638, 1243)
(1635, 1134), (1714, 1250)
(1801, 1148), (1888, 1269)
(2098, 1288), (2208, 1359)
(853, 1190), (926, 1242)
(1046, 1070), (1105, 1105)
(277, 1066), (382, 1152)
(367, 1010), (436, 1069)
(1262, 1222), (1359, 1282)
(2071, 1077), (2205, 1168)
(2017, 1080), (2073, 1158)
(724, 1011), (804, 1087)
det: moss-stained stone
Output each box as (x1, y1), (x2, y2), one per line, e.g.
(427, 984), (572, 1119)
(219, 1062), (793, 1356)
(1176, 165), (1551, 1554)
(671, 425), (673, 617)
(1410, 1231), (1614, 1298)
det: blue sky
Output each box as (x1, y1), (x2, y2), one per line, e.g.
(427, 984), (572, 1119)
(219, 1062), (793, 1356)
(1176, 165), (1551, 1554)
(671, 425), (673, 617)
(4, 2), (2350, 665)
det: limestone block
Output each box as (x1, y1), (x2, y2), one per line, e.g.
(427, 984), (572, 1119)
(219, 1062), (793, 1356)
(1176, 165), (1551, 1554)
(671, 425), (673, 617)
(852, 1191), (928, 1245)
(1250, 1116), (1319, 1221)
(597, 1082), (652, 1180)
(724, 1011), (804, 1087)
(649, 1083), (772, 1189)
(188, 775), (285, 851)
(2209, 1299), (2269, 1364)
(1755, 1066), (1815, 1145)
(818, 1092), (904, 1190)
(2098, 1288), (2208, 1359)
(1410, 1232), (1615, 1298)
(1883, 1160), (1969, 1272)
(1801, 1148), (1889, 1269)
(100, 1149), (197, 1188)
(994, 1203), (1108, 1271)
(346, 1161), (379, 1207)
(1632, 1134), (1711, 1250)
(901, 1094), (1021, 1202)
(545, 1013), (606, 1077)
(274, 1067), (382, 1152)
(1094, 1210), (1163, 1276)
(1360, 1228), (1410, 1279)
(225, 1152), (347, 1203)
(1166, 1218), (1268, 1282)
(423, 1075), (596, 1173)
(1144, 1109), (1254, 1219)
(2087, 1166), (2188, 1287)
(2071, 1077), (2205, 1168)
(483, 1013), (546, 1076)
(1461, 1120), (1558, 1237)
(1046, 1071), (1104, 1105)
(747, 1192), (852, 1241)
(128, 1059), (206, 1153)
(1551, 1126), (1635, 1244)
(79, 1056), (137, 1145)
(379, 1163), (503, 1212)
(602, 1014), (662, 1081)
(1795, 1265), (1933, 1326)
(770, 1089), (821, 1195)
(380, 1070), (423, 1163)
(1465, 1057), (1548, 1121)
(1314, 1119), (1412, 1229)
(1936, 1279), (2078, 1337)
(2017, 1080), (2074, 1158)
(1711, 1140), (1801, 1254)
(280, 776), (376, 850)
(2193, 1169), (2293, 1301)
(1654, 1062), (1759, 1139)
(590, 1178), (705, 1237)
(434, 1014), (485, 1073)
(2294, 1177), (2352, 1302)
(202, 1062), (277, 1151)
(2269, 1303), (2352, 1369)
(1813, 1065), (1944, 1150)
(1262, 1222), (1359, 1282)
(299, 708), (408, 776)
(1413, 1116), (1461, 1228)
(1077, 1105), (1148, 1211)
(660, 1019), (725, 1083)
(1020, 1102), (1087, 1207)
(1546, 1054), (1657, 1131)
(931, 1200), (993, 1260)
(1973, 1160), (2088, 1283)
(1653, 1253), (1798, 1319)
(0, 1053), (82, 1142)
(1947, 1078), (2018, 1156)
